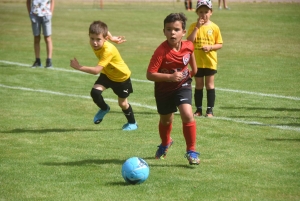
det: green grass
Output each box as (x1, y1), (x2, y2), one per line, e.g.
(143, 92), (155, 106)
(0, 1), (300, 200)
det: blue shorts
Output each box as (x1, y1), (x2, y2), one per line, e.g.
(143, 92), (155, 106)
(94, 73), (133, 98)
(30, 14), (52, 36)
(155, 87), (192, 115)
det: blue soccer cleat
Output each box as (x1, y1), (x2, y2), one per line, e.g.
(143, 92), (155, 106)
(155, 139), (173, 159)
(185, 151), (200, 165)
(93, 105), (110, 124)
(122, 122), (138, 131)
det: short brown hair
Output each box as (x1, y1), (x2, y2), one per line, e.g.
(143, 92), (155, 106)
(89, 21), (108, 38)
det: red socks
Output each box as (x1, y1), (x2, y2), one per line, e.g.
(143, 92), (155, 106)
(159, 122), (172, 146)
(183, 121), (196, 152)
(159, 121), (196, 151)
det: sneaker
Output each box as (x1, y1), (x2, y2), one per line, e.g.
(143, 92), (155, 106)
(194, 110), (202, 117)
(45, 59), (53, 68)
(205, 108), (214, 117)
(155, 139), (173, 159)
(218, 7), (222, 10)
(122, 122), (138, 131)
(31, 60), (42, 68)
(225, 7), (230, 10)
(93, 105), (110, 124)
(185, 151), (200, 165)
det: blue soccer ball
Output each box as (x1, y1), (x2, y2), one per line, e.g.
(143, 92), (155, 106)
(121, 157), (150, 184)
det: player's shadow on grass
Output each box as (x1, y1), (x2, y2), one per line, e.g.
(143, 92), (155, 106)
(3, 128), (119, 134)
(41, 159), (124, 166)
(41, 157), (197, 169)
(108, 110), (157, 115)
(141, 157), (197, 169)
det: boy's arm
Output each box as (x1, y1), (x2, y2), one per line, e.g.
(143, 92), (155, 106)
(70, 58), (103, 75)
(146, 71), (184, 82)
(26, 0), (31, 14)
(187, 18), (203, 42)
(187, 26), (198, 42)
(51, 0), (55, 14)
(107, 31), (126, 44)
(202, 43), (223, 52)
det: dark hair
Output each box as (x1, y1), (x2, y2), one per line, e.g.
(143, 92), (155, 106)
(163, 13), (187, 30)
(89, 21), (108, 38)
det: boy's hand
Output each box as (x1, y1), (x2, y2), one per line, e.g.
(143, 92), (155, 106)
(110, 36), (126, 44)
(70, 58), (81, 70)
(201, 45), (212, 52)
(171, 71), (183, 82)
(196, 17), (205, 28)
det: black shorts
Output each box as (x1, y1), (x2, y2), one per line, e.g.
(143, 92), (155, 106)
(94, 73), (133, 98)
(156, 87), (192, 115)
(195, 68), (217, 77)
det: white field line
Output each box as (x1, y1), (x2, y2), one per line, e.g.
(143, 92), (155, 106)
(1, 60), (300, 100)
(1, 83), (299, 132)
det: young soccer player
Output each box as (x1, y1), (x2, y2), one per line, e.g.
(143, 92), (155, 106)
(187, 0), (223, 117)
(70, 21), (137, 131)
(147, 13), (200, 165)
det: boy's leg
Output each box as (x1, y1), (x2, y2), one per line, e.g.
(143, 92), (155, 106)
(91, 86), (110, 124)
(118, 97), (137, 126)
(91, 87), (108, 110)
(178, 104), (196, 151)
(159, 114), (173, 146)
(178, 104), (200, 165)
(44, 35), (53, 67)
(189, 0), (192, 10)
(184, 0), (188, 10)
(30, 14), (42, 67)
(42, 16), (53, 68)
(194, 77), (204, 116)
(205, 75), (215, 117)
(155, 114), (174, 159)
(34, 35), (41, 60)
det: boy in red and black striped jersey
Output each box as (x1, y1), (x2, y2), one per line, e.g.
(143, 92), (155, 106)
(147, 13), (200, 165)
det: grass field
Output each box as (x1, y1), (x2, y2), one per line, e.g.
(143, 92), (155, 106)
(0, 1), (300, 201)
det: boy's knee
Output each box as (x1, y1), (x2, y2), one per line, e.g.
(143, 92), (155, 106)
(118, 101), (128, 110)
(90, 88), (102, 99)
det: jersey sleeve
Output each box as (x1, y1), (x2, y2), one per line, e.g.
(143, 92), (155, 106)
(215, 26), (223, 44)
(147, 46), (164, 73)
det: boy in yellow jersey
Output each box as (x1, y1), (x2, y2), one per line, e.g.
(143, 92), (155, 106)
(70, 21), (137, 131)
(187, 0), (223, 117)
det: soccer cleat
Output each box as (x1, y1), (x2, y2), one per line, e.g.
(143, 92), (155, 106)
(93, 105), (110, 124)
(122, 122), (138, 131)
(31, 60), (42, 68)
(205, 108), (214, 117)
(185, 151), (200, 165)
(155, 139), (173, 159)
(45, 59), (53, 68)
(194, 110), (202, 117)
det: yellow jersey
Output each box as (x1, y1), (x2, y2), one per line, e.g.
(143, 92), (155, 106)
(93, 41), (131, 82)
(187, 21), (223, 70)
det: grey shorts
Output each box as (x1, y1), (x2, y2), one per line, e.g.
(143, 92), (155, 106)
(30, 14), (52, 36)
